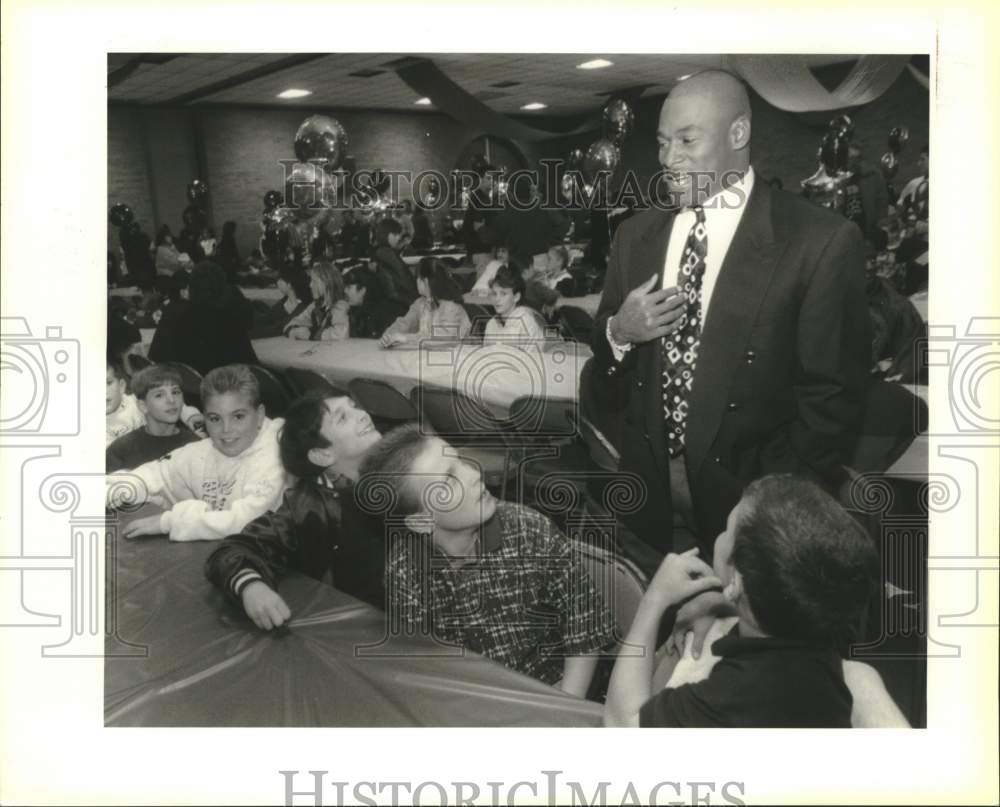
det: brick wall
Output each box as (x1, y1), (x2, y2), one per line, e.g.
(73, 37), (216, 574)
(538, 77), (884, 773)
(107, 105), (155, 257)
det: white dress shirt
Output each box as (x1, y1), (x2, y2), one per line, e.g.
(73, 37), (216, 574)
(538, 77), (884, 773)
(608, 167), (756, 359)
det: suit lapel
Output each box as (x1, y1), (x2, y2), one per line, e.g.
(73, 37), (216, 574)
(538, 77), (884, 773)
(685, 182), (787, 478)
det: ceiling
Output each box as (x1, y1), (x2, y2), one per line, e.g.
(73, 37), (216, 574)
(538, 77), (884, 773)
(107, 53), (857, 116)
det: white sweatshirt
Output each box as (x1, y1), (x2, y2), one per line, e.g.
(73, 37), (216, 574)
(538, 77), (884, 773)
(108, 417), (288, 542)
(106, 394), (201, 446)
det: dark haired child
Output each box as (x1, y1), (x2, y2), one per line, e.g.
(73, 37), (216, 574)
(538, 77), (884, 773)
(106, 365), (202, 472)
(205, 394), (384, 626)
(606, 475), (906, 727)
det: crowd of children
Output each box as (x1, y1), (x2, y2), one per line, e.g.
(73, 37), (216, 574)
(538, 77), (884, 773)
(106, 353), (908, 726)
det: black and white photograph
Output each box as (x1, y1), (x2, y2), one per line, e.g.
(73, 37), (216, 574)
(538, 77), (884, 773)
(2, 3), (998, 805)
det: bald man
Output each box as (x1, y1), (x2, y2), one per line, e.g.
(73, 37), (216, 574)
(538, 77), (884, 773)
(592, 70), (870, 560)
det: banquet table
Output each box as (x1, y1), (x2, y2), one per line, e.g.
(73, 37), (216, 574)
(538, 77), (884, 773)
(104, 507), (603, 727)
(253, 336), (590, 411)
(462, 292), (601, 320)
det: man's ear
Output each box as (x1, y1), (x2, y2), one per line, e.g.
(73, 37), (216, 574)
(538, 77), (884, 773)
(403, 511), (434, 534)
(730, 115), (751, 150)
(724, 569), (744, 603)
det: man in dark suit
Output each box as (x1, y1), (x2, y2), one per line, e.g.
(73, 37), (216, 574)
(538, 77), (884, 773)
(591, 70), (870, 558)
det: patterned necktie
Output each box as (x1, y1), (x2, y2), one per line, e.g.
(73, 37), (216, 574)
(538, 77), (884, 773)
(662, 206), (708, 457)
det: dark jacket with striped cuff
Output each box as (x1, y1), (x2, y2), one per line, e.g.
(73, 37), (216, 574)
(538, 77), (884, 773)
(204, 475), (389, 610)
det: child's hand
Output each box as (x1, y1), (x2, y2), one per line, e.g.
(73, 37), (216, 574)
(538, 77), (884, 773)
(647, 548), (721, 611)
(241, 581), (292, 631)
(380, 332), (405, 349)
(187, 414), (207, 438)
(122, 514), (165, 539)
(666, 630), (725, 688)
(287, 327), (311, 341)
(667, 589), (735, 659)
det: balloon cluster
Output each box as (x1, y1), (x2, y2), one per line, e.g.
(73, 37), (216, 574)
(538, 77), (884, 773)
(879, 125), (910, 179)
(355, 169), (392, 211)
(801, 114), (855, 207)
(562, 98), (635, 199)
(184, 179), (210, 230)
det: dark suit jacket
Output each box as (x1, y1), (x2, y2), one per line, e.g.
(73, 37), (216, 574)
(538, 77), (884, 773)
(591, 180), (870, 551)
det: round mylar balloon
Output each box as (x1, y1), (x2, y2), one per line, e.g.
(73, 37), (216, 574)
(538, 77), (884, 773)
(294, 115), (348, 171)
(583, 138), (621, 181)
(284, 162), (337, 219)
(187, 179), (209, 205)
(603, 99), (635, 145)
(109, 203), (134, 228)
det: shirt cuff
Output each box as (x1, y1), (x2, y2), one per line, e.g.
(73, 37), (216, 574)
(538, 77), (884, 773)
(606, 317), (633, 362)
(231, 569), (265, 599)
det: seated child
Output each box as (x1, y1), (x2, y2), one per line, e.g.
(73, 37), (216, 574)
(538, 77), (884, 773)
(344, 266), (408, 339)
(469, 246), (509, 296)
(284, 262), (350, 341)
(363, 424), (616, 698)
(205, 393), (385, 627)
(379, 258), (471, 347)
(106, 364), (288, 542)
(539, 245), (574, 295)
(482, 264), (547, 347)
(106, 365), (202, 472)
(605, 475), (905, 727)
(106, 358), (203, 446)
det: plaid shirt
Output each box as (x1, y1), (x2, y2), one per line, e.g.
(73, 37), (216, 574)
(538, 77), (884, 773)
(383, 501), (616, 685)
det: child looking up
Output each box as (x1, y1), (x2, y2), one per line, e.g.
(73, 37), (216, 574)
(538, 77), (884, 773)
(106, 365), (202, 471)
(107, 364), (288, 542)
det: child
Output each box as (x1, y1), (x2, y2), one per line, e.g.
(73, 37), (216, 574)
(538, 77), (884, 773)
(365, 424), (616, 698)
(343, 266), (407, 339)
(106, 365), (202, 472)
(106, 358), (203, 446)
(284, 262), (350, 341)
(205, 394), (385, 627)
(469, 245), (509, 296)
(106, 364), (288, 542)
(539, 245), (574, 295)
(379, 258), (471, 347)
(483, 264), (547, 347)
(605, 475), (899, 728)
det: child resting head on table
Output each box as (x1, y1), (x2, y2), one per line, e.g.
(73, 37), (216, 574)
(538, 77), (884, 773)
(106, 364), (203, 472)
(205, 392), (386, 629)
(605, 475), (910, 728)
(107, 364), (288, 542)
(106, 357), (203, 447)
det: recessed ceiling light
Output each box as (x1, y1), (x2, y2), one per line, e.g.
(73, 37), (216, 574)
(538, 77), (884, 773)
(414, 97), (432, 105)
(677, 74), (692, 81)
(520, 102), (548, 111)
(277, 88), (312, 99)
(577, 59), (614, 70)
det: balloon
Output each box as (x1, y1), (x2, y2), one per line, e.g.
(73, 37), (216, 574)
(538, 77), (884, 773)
(820, 133), (839, 174)
(187, 179), (209, 205)
(284, 162), (337, 220)
(561, 173), (576, 200)
(602, 99), (635, 145)
(566, 148), (585, 170)
(879, 152), (899, 178)
(828, 114), (854, 140)
(263, 190), (283, 210)
(371, 169), (391, 196)
(583, 138), (621, 181)
(470, 154), (489, 175)
(109, 203), (134, 228)
(294, 115), (349, 171)
(888, 126), (909, 154)
(801, 163), (848, 194)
